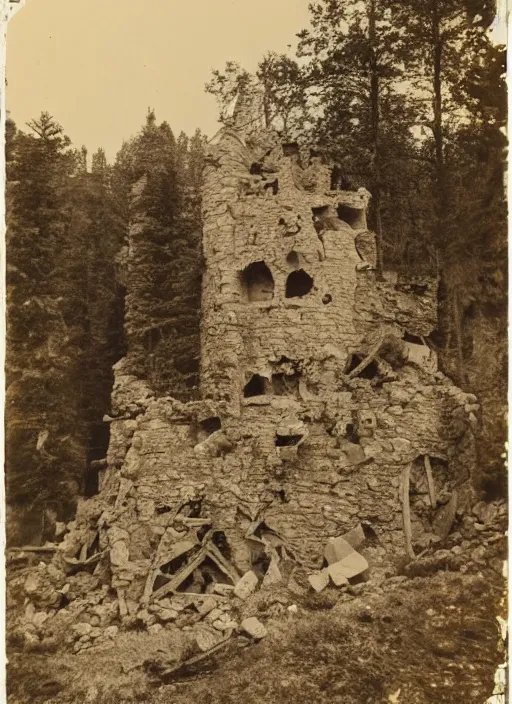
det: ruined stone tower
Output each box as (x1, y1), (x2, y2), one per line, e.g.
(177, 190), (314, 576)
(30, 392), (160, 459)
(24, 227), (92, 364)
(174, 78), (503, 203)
(54, 79), (480, 621)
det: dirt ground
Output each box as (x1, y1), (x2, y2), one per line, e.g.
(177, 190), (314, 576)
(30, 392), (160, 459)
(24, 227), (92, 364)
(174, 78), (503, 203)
(7, 566), (507, 704)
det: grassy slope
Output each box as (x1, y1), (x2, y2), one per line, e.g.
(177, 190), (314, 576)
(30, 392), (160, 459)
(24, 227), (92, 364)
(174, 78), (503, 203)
(8, 570), (506, 704)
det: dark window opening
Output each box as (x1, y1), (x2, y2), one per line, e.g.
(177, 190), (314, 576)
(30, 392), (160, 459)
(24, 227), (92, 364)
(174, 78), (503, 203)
(212, 531), (231, 559)
(244, 374), (266, 397)
(250, 162), (263, 175)
(84, 464), (100, 498)
(200, 416), (221, 435)
(264, 179), (279, 195)
(396, 281), (429, 297)
(286, 250), (300, 269)
(188, 499), (202, 518)
(240, 261), (274, 302)
(84, 422), (110, 497)
(411, 283), (428, 296)
(275, 434), (303, 446)
(272, 372), (300, 396)
(160, 551), (193, 577)
(337, 204), (364, 230)
(404, 332), (424, 345)
(361, 522), (380, 545)
(251, 552), (271, 580)
(285, 269), (314, 298)
(322, 294), (332, 305)
(345, 423), (360, 444)
(177, 499), (203, 519)
(283, 142), (299, 157)
(176, 556), (231, 594)
(197, 525), (210, 542)
(346, 354), (379, 379)
(87, 423), (110, 463)
(156, 504), (172, 515)
(312, 205), (329, 234)
(276, 489), (290, 503)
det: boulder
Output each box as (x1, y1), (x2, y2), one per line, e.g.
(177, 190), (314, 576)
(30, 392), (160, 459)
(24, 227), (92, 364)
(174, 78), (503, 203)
(241, 617), (267, 639)
(234, 570), (259, 599)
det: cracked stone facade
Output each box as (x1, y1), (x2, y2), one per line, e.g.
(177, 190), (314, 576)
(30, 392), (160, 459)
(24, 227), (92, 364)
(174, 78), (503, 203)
(29, 80), (481, 635)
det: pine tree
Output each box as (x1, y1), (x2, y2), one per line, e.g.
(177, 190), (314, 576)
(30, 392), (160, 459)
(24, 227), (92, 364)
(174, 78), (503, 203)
(118, 111), (204, 398)
(5, 114), (85, 542)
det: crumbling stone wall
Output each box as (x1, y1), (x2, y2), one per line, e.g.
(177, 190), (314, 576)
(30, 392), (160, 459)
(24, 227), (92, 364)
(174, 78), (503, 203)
(14, 81), (482, 650)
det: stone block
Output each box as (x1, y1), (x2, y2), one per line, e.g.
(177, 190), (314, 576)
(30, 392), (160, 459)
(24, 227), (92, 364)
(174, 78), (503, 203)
(195, 625), (224, 652)
(329, 552), (369, 580)
(241, 617), (267, 639)
(262, 558), (282, 587)
(342, 443), (367, 466)
(342, 523), (365, 550)
(308, 569), (330, 593)
(326, 563), (350, 587)
(234, 570), (259, 599)
(324, 536), (354, 565)
(197, 597), (217, 616)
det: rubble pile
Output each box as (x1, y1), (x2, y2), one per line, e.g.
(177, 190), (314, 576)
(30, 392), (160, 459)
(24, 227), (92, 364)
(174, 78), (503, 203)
(7, 78), (499, 663)
(8, 497), (506, 661)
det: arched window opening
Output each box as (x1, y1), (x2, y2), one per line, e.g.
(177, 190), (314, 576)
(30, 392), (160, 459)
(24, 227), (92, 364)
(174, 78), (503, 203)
(240, 261), (274, 302)
(286, 250), (300, 269)
(244, 374), (267, 397)
(337, 204), (365, 230)
(285, 269), (314, 298)
(282, 142), (299, 157)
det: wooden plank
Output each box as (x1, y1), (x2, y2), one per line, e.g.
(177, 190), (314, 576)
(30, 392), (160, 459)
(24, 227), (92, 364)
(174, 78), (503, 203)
(423, 455), (437, 508)
(8, 545), (58, 553)
(401, 463), (415, 559)
(63, 550), (105, 567)
(156, 635), (232, 683)
(346, 334), (384, 379)
(206, 544), (240, 584)
(150, 546), (209, 602)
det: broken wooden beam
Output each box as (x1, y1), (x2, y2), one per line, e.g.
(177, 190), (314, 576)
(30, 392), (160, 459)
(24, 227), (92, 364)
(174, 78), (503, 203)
(8, 545), (58, 553)
(423, 455), (437, 508)
(401, 463), (416, 560)
(346, 334), (384, 379)
(149, 635), (232, 684)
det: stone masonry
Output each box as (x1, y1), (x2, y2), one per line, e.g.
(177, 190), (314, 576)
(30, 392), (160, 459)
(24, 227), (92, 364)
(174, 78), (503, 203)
(15, 80), (482, 649)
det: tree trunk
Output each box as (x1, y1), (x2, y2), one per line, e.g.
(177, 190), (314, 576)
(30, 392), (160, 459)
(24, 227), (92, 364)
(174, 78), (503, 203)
(431, 0), (446, 223)
(369, 0), (384, 278)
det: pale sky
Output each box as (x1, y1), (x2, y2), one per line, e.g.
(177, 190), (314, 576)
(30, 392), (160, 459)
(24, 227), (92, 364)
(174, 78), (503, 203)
(6, 0), (312, 161)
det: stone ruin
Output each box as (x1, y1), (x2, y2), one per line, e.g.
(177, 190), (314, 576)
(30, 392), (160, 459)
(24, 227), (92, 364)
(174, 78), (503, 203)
(12, 80), (484, 653)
